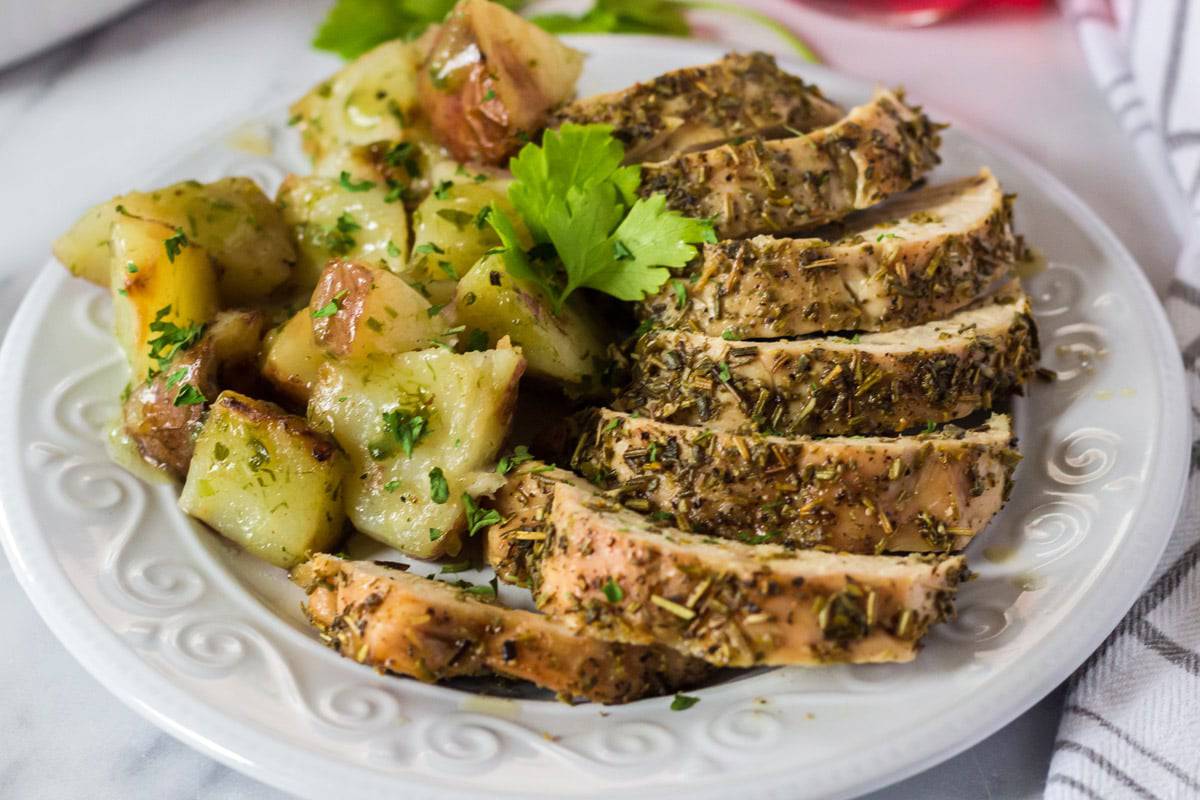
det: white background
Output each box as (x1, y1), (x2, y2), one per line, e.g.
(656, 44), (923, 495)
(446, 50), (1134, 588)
(0, 1), (1183, 798)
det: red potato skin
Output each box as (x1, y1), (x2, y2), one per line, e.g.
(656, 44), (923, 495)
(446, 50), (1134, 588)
(123, 310), (266, 478)
(421, 62), (514, 165)
(308, 259), (374, 358)
(123, 340), (218, 478)
(417, 0), (582, 165)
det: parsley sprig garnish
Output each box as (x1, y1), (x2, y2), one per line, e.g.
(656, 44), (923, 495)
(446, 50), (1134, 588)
(488, 123), (713, 310)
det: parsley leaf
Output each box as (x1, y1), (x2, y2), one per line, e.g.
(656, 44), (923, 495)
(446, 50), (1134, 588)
(312, 300), (339, 319)
(164, 367), (188, 388)
(163, 228), (189, 263)
(383, 141), (421, 178)
(314, 214), (361, 256)
(670, 692), (700, 711)
(339, 171), (376, 192)
(428, 466), (449, 504)
(436, 208), (474, 229)
(379, 408), (430, 458)
(508, 123), (640, 244)
(489, 124), (711, 309)
(311, 289), (349, 319)
(672, 279), (688, 310)
(496, 444), (534, 475)
(146, 306), (205, 377)
(472, 205), (493, 230)
(602, 577), (624, 603)
(463, 327), (489, 351)
(463, 493), (502, 537)
(173, 383), (207, 407)
(462, 579), (498, 598)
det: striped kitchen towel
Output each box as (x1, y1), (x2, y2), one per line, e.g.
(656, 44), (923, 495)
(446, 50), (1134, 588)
(1048, 2), (1200, 799)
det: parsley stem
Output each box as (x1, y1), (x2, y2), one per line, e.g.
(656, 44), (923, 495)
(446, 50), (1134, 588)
(681, 1), (820, 63)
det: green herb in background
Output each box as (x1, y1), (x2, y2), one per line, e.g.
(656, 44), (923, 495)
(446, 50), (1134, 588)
(532, 0), (689, 36)
(312, 0), (525, 58)
(313, 0), (817, 63)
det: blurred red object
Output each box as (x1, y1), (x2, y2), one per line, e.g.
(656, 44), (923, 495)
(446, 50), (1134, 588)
(795, 0), (1046, 26)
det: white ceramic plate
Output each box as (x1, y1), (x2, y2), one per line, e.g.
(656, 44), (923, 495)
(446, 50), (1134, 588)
(0, 36), (1189, 800)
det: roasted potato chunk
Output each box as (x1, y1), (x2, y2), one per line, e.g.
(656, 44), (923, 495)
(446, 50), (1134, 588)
(291, 40), (425, 163)
(204, 309), (269, 377)
(110, 216), (220, 382)
(307, 346), (525, 558)
(455, 254), (609, 389)
(311, 139), (461, 210)
(309, 259), (445, 360)
(55, 178), (294, 303)
(419, 0), (583, 164)
(261, 309), (328, 405)
(180, 391), (349, 568)
(123, 311), (265, 478)
(277, 174), (410, 291)
(408, 175), (516, 284)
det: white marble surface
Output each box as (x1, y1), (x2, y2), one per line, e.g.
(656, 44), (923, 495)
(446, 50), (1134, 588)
(0, 1), (1182, 798)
